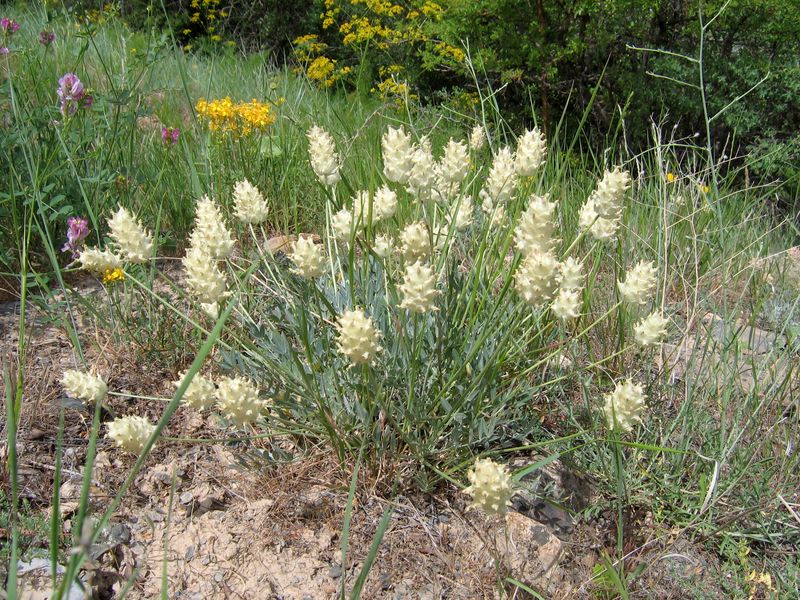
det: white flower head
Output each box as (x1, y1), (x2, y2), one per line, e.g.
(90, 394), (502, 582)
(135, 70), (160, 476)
(335, 309), (382, 366)
(174, 370), (216, 410)
(603, 379), (646, 433)
(307, 125), (341, 186)
(107, 207), (153, 263)
(513, 194), (557, 256)
(373, 234), (393, 258)
(62, 370), (107, 404)
(107, 415), (156, 454)
(331, 207), (353, 240)
(399, 261), (439, 313)
(182, 245), (228, 304)
(514, 127), (547, 177)
(400, 221), (431, 262)
(618, 260), (658, 305)
(464, 458), (514, 515)
(514, 250), (560, 307)
(372, 185), (398, 222)
(558, 257), (584, 291)
(482, 147), (518, 205)
(382, 125), (414, 184)
(469, 124), (486, 151)
(233, 179), (269, 224)
(634, 311), (669, 346)
(215, 376), (268, 427)
(551, 288), (581, 321)
(78, 247), (122, 274)
(578, 198), (620, 242)
(289, 235), (325, 279)
(190, 196), (235, 259)
(439, 138), (470, 184)
(592, 166), (631, 220)
(407, 141), (436, 199)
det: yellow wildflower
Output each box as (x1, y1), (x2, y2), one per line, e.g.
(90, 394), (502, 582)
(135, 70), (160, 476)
(102, 267), (125, 284)
(666, 172), (676, 183)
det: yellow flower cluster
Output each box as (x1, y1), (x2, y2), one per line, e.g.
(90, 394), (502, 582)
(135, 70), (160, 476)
(296, 0), (464, 100)
(293, 35), (352, 88)
(186, 0), (227, 41)
(340, 16), (394, 46)
(195, 97), (276, 136)
(102, 267), (125, 284)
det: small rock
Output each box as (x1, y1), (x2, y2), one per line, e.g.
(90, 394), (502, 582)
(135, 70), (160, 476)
(328, 563), (342, 579)
(180, 491), (194, 505)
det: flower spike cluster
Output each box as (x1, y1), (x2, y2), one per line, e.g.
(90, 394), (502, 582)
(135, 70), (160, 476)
(464, 458), (514, 515)
(107, 207), (153, 263)
(62, 370), (107, 404)
(289, 235), (326, 279)
(307, 125), (341, 186)
(215, 376), (268, 427)
(619, 260), (658, 305)
(603, 379), (647, 433)
(335, 309), (382, 366)
(107, 415), (156, 454)
(578, 167), (631, 242)
(233, 179), (269, 224)
(399, 261), (439, 313)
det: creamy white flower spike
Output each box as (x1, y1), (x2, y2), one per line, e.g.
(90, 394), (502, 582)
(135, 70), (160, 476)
(107, 415), (156, 454)
(514, 250), (560, 307)
(335, 309), (382, 366)
(551, 289), (582, 321)
(469, 124), (486, 151)
(634, 311), (669, 346)
(373, 234), (393, 258)
(558, 257), (584, 291)
(289, 235), (325, 279)
(578, 167), (631, 242)
(382, 125), (414, 184)
(182, 245), (228, 304)
(107, 207), (153, 263)
(514, 127), (547, 177)
(61, 370), (107, 404)
(439, 138), (470, 184)
(331, 208), (353, 240)
(232, 179), (269, 224)
(603, 379), (646, 433)
(464, 458), (514, 515)
(372, 185), (398, 222)
(513, 194), (557, 256)
(78, 247), (122, 274)
(482, 147), (518, 205)
(174, 370), (216, 410)
(399, 261), (439, 313)
(618, 260), (658, 305)
(190, 196), (235, 259)
(592, 166), (631, 221)
(400, 221), (430, 262)
(407, 141), (436, 199)
(307, 125), (341, 186)
(578, 198), (620, 242)
(215, 376), (268, 427)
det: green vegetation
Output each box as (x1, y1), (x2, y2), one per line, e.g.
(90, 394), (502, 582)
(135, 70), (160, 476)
(1, 3), (798, 599)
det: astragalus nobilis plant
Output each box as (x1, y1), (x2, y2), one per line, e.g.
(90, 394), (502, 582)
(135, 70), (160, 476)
(63, 120), (666, 482)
